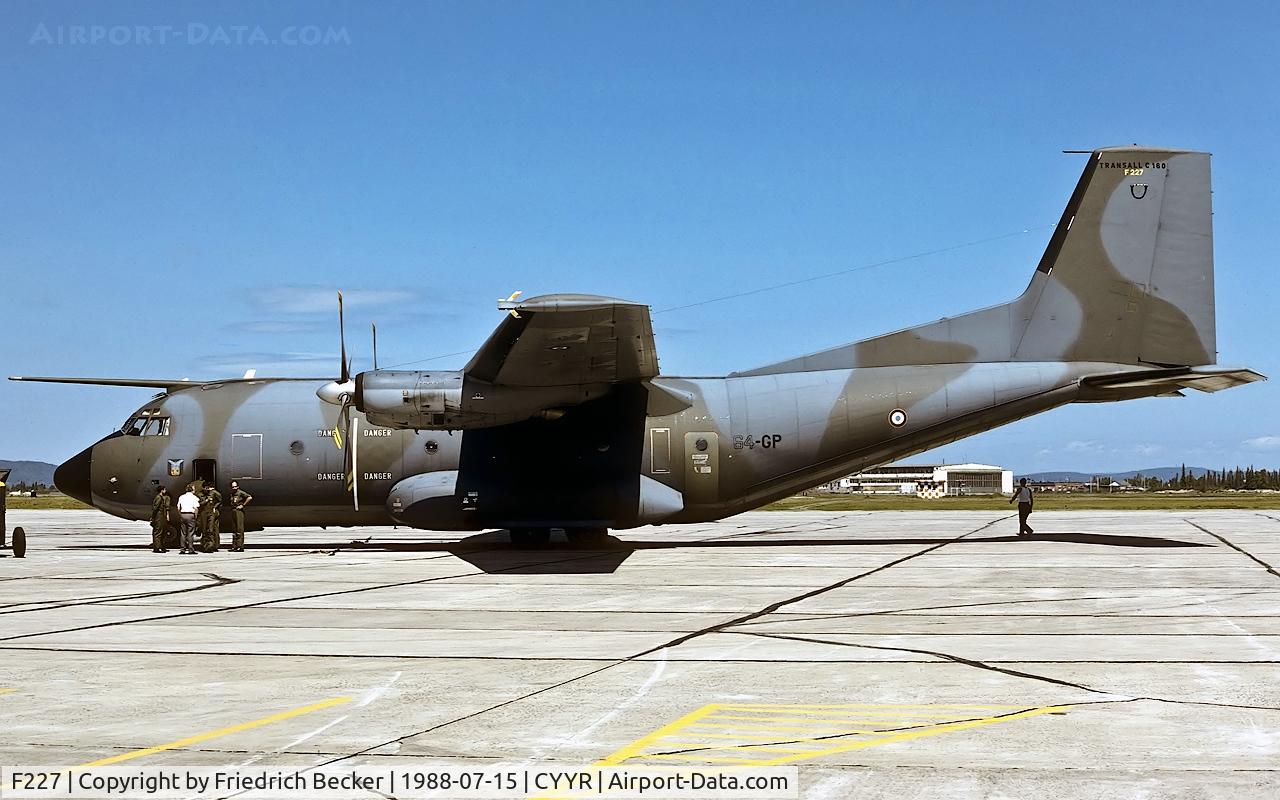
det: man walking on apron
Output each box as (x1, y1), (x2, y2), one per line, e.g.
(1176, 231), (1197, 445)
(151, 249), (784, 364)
(1009, 477), (1035, 536)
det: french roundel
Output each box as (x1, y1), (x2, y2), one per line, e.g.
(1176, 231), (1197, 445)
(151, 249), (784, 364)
(888, 409), (908, 428)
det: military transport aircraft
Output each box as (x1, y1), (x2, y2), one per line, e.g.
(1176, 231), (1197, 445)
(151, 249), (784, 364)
(11, 146), (1265, 546)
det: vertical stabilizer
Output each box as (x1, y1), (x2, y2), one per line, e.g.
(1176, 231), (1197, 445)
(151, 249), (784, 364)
(1014, 146), (1216, 366)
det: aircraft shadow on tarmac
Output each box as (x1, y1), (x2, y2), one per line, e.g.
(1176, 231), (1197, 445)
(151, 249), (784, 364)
(57, 530), (1210, 574)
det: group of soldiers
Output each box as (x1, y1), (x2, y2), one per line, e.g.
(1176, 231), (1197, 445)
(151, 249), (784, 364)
(149, 481), (253, 554)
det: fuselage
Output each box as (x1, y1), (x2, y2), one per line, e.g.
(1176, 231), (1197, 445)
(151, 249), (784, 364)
(57, 361), (1128, 531)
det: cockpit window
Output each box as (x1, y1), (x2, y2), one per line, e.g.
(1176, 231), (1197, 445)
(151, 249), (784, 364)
(122, 410), (170, 436)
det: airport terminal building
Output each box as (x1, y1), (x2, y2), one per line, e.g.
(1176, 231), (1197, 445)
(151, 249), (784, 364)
(824, 464), (1014, 497)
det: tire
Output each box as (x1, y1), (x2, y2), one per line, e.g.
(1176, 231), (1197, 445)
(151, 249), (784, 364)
(12, 527), (26, 559)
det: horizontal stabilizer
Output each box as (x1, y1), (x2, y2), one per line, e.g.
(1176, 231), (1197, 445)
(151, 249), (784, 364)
(1079, 366), (1265, 400)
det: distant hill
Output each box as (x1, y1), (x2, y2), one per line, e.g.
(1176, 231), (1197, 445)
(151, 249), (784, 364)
(0, 460), (57, 485)
(1023, 467), (1210, 482)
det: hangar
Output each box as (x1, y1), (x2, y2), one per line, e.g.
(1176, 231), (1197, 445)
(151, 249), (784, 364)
(824, 463), (1014, 496)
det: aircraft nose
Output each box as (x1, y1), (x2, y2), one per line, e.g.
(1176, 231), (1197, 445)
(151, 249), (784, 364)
(55, 445), (94, 506)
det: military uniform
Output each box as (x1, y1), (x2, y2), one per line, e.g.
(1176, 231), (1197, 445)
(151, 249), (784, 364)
(150, 490), (171, 552)
(199, 486), (222, 552)
(228, 486), (253, 551)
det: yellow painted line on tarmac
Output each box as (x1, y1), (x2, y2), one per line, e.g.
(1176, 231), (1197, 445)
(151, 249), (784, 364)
(594, 703), (721, 767)
(692, 722), (873, 734)
(719, 703), (1034, 711)
(595, 702), (1072, 768)
(80, 696), (353, 768)
(530, 702), (1072, 798)
(0, 687), (16, 695)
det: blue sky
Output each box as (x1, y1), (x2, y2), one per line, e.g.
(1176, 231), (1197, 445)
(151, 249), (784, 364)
(1, 0), (1277, 472)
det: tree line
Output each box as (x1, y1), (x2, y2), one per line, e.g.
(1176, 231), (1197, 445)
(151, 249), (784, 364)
(1128, 465), (1280, 491)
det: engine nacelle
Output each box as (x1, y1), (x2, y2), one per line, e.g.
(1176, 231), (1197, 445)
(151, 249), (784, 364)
(356, 370), (465, 428)
(354, 369), (608, 430)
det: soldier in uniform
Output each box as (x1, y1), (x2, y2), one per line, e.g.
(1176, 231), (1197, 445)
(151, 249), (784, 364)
(227, 481), (253, 552)
(200, 482), (223, 552)
(150, 486), (171, 553)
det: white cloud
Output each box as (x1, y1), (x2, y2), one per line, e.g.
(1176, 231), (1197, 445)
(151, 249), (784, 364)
(194, 351), (336, 377)
(253, 286), (416, 315)
(1244, 436), (1280, 450)
(1064, 440), (1103, 453)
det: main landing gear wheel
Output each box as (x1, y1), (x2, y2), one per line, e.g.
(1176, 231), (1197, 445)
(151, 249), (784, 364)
(565, 527), (609, 547)
(12, 527), (26, 559)
(509, 528), (551, 548)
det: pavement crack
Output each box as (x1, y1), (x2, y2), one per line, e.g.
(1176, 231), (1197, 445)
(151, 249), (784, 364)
(738, 630), (1109, 693)
(627, 514), (1014, 658)
(643, 704), (1064, 758)
(0, 572), (239, 616)
(1185, 519), (1280, 580)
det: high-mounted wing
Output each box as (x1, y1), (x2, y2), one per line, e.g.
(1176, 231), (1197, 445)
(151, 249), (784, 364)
(465, 294), (659, 387)
(9, 376), (201, 390)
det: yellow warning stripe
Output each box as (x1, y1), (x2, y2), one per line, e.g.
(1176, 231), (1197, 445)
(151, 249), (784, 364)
(81, 696), (352, 767)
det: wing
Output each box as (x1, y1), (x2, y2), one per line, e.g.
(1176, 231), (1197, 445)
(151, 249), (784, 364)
(9, 376), (199, 389)
(8, 376), (327, 390)
(465, 294), (659, 387)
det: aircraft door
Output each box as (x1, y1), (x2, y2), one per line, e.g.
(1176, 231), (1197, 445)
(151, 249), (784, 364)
(193, 458), (217, 488)
(683, 432), (719, 504)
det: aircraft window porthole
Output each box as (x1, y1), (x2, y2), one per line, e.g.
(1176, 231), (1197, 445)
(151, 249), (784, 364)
(695, 437), (709, 452)
(425, 440), (439, 454)
(290, 440), (305, 455)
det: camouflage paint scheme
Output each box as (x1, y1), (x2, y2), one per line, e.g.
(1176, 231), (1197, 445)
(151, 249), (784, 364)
(16, 147), (1264, 537)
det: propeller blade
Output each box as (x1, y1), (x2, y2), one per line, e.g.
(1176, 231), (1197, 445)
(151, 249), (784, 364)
(371, 323), (378, 371)
(338, 291), (349, 384)
(350, 415), (360, 512)
(332, 396), (349, 449)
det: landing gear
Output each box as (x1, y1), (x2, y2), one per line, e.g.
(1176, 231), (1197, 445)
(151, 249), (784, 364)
(507, 527), (610, 548)
(11, 527), (25, 559)
(565, 527), (609, 547)
(509, 528), (551, 548)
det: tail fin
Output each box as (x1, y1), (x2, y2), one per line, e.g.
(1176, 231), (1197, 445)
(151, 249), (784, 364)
(735, 146), (1217, 376)
(1013, 146), (1215, 366)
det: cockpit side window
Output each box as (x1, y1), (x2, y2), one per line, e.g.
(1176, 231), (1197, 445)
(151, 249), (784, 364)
(122, 410), (170, 436)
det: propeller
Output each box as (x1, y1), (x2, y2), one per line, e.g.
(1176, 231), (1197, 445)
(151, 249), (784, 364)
(316, 291), (360, 511)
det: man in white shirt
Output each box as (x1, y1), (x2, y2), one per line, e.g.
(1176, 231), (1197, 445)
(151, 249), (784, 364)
(1008, 477), (1034, 536)
(176, 485), (201, 554)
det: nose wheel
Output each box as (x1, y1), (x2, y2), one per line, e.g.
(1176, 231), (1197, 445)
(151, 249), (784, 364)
(1, 526), (25, 559)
